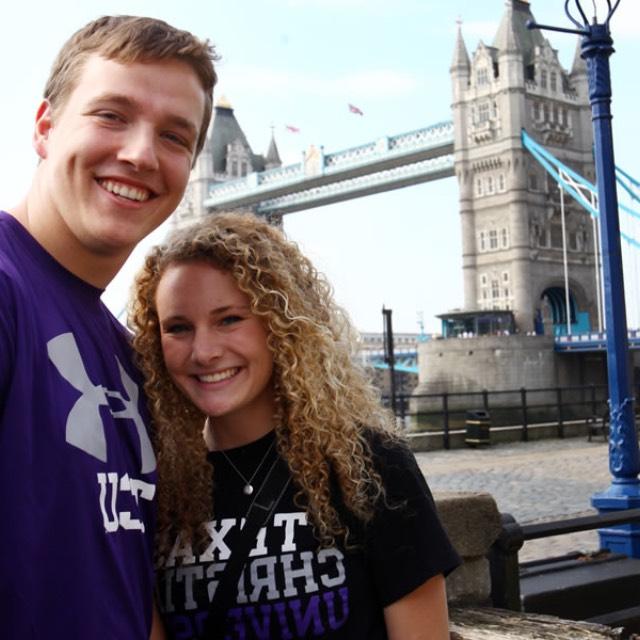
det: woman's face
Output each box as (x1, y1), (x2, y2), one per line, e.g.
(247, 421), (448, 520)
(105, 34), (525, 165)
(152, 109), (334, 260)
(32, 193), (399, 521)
(155, 261), (275, 437)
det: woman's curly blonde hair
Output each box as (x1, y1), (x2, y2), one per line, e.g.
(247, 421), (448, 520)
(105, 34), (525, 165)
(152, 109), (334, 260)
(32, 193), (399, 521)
(130, 211), (399, 558)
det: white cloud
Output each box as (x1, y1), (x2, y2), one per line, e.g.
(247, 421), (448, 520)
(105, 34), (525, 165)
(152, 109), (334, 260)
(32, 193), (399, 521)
(455, 20), (498, 44)
(610, 3), (640, 38)
(275, 0), (382, 8)
(219, 65), (419, 99)
(335, 70), (419, 96)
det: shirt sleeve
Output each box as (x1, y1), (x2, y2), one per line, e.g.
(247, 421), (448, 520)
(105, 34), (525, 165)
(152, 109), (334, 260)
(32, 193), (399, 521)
(365, 433), (461, 608)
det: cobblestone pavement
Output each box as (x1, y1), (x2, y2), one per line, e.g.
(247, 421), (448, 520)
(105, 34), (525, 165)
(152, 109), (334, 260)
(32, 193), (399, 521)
(414, 436), (614, 562)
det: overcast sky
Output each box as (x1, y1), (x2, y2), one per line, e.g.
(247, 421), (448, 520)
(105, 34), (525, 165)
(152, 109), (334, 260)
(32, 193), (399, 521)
(1, 0), (638, 332)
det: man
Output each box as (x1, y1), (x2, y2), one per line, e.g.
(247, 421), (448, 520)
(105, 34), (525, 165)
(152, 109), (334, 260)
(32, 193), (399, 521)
(0, 16), (216, 638)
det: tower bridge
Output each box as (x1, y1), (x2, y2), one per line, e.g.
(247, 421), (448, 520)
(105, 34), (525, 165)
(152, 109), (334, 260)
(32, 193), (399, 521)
(167, 0), (640, 565)
(201, 122), (454, 215)
(175, 0), (637, 348)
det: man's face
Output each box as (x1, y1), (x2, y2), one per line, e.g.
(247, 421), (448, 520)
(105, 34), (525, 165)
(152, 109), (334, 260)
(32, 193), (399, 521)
(33, 54), (206, 273)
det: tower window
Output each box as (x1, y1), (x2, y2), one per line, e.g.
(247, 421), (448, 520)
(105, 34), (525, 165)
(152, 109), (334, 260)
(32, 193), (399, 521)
(489, 230), (498, 249)
(551, 224), (563, 248)
(498, 174), (506, 192)
(500, 227), (509, 248)
(476, 178), (483, 196)
(550, 71), (557, 92)
(478, 102), (490, 123)
(533, 102), (541, 120)
(479, 231), (487, 251)
(531, 223), (540, 244)
(539, 227), (549, 247)
(569, 232), (578, 251)
(486, 176), (494, 194)
(477, 68), (489, 86)
(540, 69), (548, 89)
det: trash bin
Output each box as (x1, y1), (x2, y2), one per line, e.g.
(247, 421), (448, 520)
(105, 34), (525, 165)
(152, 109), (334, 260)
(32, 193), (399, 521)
(465, 409), (491, 447)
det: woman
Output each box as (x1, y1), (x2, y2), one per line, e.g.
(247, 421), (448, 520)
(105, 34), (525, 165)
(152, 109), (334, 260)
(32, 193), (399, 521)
(131, 212), (459, 640)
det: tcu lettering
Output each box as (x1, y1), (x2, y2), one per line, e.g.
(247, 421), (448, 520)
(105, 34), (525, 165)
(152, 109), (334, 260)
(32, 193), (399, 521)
(97, 472), (156, 533)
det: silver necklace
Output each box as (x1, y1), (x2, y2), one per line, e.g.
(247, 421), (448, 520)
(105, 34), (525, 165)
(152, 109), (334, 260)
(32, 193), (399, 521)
(220, 438), (276, 496)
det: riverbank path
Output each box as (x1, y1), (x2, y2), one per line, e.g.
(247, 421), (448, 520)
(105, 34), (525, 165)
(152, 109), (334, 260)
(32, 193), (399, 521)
(416, 436), (616, 561)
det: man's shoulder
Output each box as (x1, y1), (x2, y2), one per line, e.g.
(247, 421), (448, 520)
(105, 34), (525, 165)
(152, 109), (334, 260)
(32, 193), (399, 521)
(0, 244), (22, 307)
(0, 212), (27, 284)
(0, 242), (33, 314)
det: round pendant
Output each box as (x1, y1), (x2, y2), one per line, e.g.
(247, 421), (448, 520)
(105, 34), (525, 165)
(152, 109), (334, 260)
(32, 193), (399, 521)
(243, 484), (254, 496)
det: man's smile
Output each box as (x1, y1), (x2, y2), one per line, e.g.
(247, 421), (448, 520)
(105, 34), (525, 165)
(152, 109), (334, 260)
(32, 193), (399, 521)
(97, 178), (152, 202)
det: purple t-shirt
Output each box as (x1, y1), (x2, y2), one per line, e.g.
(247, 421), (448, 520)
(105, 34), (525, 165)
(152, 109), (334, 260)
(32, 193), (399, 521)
(0, 212), (157, 639)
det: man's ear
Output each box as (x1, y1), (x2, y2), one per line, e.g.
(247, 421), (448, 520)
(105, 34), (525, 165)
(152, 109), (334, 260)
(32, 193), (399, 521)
(33, 100), (54, 160)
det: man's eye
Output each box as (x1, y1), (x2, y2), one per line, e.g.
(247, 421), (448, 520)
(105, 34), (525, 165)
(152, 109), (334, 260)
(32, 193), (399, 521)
(163, 131), (192, 149)
(95, 111), (124, 122)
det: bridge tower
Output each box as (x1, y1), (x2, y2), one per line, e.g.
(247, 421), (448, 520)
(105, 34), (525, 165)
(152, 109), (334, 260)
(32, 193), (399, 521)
(173, 96), (281, 226)
(451, 0), (596, 333)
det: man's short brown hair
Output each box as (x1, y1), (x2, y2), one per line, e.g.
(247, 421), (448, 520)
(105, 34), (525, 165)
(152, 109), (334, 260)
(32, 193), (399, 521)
(44, 15), (218, 158)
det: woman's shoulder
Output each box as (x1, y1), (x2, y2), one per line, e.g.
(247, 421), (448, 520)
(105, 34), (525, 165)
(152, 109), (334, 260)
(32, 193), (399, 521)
(362, 427), (415, 469)
(361, 427), (428, 501)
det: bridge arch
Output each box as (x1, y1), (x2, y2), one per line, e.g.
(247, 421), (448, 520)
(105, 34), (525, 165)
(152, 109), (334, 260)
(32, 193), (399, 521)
(536, 280), (592, 336)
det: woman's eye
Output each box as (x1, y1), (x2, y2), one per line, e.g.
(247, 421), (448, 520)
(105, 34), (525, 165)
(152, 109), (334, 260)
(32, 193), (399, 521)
(220, 315), (242, 327)
(162, 323), (190, 335)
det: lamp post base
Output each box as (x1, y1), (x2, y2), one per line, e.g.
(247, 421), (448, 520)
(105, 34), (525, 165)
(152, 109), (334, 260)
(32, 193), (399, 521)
(592, 480), (640, 558)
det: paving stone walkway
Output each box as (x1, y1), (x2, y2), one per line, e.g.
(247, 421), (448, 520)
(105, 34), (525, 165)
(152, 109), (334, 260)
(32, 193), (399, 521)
(414, 436), (616, 561)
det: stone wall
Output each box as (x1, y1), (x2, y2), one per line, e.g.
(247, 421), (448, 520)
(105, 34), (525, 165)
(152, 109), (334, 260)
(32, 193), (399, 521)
(413, 335), (558, 420)
(412, 335), (640, 430)
(436, 491), (625, 638)
(435, 491), (502, 605)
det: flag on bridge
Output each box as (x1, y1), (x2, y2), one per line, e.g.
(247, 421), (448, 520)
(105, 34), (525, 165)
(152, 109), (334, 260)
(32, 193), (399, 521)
(348, 103), (364, 116)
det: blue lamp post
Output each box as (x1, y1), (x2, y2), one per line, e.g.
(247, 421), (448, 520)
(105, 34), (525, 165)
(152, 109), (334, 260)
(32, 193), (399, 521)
(529, 0), (640, 558)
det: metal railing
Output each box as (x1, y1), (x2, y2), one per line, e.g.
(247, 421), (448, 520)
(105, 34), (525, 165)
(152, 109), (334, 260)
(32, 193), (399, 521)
(489, 508), (640, 611)
(381, 383), (637, 448)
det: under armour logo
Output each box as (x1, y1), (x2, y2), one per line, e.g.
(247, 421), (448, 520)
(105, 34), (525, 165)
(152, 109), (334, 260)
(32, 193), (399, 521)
(47, 332), (156, 474)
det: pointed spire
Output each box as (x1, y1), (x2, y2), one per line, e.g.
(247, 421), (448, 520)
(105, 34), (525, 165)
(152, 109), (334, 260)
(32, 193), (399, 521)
(571, 38), (587, 76)
(494, 1), (520, 54)
(450, 19), (470, 72)
(265, 127), (281, 169)
(215, 94), (233, 109)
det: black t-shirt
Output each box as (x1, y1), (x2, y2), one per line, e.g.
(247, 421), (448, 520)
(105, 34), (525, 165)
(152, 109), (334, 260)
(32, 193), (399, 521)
(157, 430), (460, 639)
